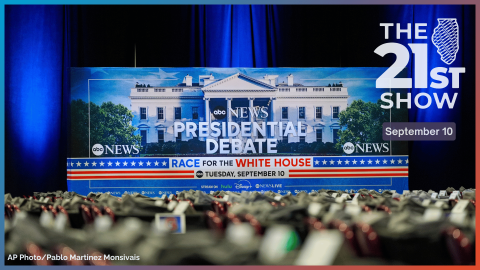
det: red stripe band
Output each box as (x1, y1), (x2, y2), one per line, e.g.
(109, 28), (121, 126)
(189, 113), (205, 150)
(67, 175), (194, 180)
(67, 170), (194, 175)
(289, 168), (408, 173)
(289, 173), (408, 178)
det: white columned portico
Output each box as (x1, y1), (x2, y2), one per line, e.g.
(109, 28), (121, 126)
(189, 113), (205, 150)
(248, 97), (254, 123)
(204, 97), (210, 137)
(270, 97), (276, 139)
(248, 97), (254, 138)
(226, 98), (232, 139)
(270, 97), (276, 122)
(226, 98), (232, 122)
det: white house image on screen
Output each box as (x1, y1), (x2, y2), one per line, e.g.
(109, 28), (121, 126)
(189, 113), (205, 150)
(129, 73), (349, 146)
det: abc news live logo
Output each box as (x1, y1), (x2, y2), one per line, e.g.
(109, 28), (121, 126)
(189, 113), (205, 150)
(343, 142), (389, 154)
(92, 144), (140, 156)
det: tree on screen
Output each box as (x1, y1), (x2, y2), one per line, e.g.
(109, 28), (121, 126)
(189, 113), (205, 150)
(70, 99), (141, 157)
(70, 99), (89, 157)
(335, 93), (407, 154)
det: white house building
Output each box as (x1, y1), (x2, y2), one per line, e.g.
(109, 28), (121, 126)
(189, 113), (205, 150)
(129, 73), (349, 145)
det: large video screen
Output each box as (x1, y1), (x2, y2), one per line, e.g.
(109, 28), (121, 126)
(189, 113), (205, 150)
(68, 68), (408, 196)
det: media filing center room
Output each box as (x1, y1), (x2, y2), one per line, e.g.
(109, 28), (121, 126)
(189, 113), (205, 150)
(4, 4), (477, 266)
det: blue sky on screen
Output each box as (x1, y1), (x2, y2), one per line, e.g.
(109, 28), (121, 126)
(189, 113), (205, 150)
(70, 67), (407, 107)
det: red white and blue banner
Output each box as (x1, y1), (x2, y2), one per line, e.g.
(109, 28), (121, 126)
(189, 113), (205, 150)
(67, 155), (408, 195)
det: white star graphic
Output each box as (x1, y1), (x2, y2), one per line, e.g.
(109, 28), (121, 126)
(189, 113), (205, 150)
(337, 160), (342, 165)
(375, 159), (380, 164)
(71, 162), (74, 167)
(115, 161), (120, 166)
(406, 159), (409, 164)
(84, 161), (89, 167)
(315, 160), (319, 165)
(131, 161), (136, 166)
(329, 160), (334, 165)
(108, 161), (112, 166)
(139, 161), (144, 166)
(360, 159), (365, 165)
(368, 159), (372, 165)
(345, 160), (350, 165)
(147, 161), (151, 166)
(390, 159), (395, 164)
(123, 161), (128, 166)
(352, 159), (357, 165)
(100, 161), (105, 166)
(398, 159), (402, 164)
(76, 161), (81, 167)
(92, 161), (97, 167)
(155, 161), (159, 166)
(322, 160), (327, 165)
(383, 159), (387, 164)
(162, 161), (167, 166)
(67, 162), (69, 167)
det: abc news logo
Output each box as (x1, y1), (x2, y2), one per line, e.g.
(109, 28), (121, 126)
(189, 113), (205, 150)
(212, 106), (227, 120)
(343, 142), (389, 154)
(91, 143), (140, 156)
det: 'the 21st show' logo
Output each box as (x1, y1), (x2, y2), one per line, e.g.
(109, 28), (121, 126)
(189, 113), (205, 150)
(376, 19), (464, 110)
